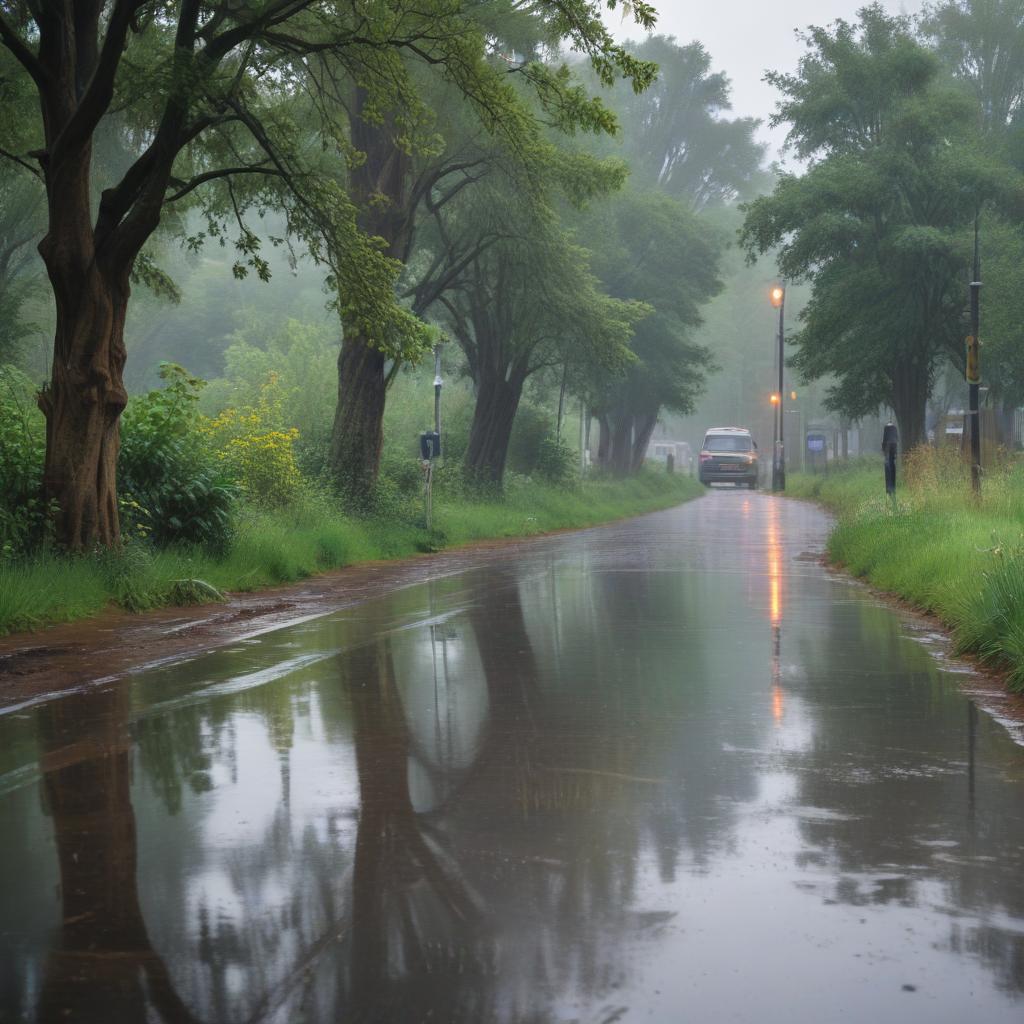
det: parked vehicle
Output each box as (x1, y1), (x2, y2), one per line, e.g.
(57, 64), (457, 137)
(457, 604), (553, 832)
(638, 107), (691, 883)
(698, 427), (759, 488)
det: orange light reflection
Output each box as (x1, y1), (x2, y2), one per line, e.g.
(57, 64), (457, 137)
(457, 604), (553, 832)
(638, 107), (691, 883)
(767, 502), (782, 626)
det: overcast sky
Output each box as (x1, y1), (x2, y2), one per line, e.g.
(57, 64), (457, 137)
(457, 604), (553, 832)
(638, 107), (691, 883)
(614, 0), (924, 163)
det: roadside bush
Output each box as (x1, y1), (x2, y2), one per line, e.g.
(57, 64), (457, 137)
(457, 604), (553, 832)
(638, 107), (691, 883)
(120, 363), (237, 551)
(507, 403), (552, 475)
(201, 372), (303, 506)
(534, 435), (577, 484)
(380, 448), (424, 497)
(0, 365), (48, 557)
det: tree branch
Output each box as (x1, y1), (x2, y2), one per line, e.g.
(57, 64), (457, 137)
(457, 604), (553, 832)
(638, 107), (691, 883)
(0, 7), (48, 91)
(52, 0), (149, 160)
(0, 145), (43, 179)
(165, 164), (280, 202)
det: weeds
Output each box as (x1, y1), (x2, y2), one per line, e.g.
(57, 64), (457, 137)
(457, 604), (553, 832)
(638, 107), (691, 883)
(790, 448), (1024, 692)
(0, 470), (702, 637)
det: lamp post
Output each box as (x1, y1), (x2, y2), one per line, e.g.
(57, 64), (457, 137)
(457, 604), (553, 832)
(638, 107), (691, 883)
(770, 285), (786, 491)
(424, 344), (443, 530)
(967, 216), (981, 495)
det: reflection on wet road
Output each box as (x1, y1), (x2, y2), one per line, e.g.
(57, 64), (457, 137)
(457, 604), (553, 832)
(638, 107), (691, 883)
(2, 492), (1023, 1023)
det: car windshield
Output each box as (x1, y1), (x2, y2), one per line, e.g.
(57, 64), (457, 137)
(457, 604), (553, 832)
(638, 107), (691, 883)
(704, 435), (752, 453)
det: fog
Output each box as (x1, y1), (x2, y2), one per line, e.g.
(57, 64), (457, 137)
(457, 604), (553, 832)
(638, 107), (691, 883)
(619, 0), (923, 159)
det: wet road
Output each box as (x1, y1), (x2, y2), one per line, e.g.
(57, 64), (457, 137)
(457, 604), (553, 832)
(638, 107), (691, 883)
(2, 491), (1023, 1024)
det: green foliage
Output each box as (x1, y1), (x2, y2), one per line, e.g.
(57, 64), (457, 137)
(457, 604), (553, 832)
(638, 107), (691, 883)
(200, 374), (304, 508)
(0, 365), (46, 557)
(0, 471), (704, 637)
(534, 435), (578, 484)
(741, 4), (1019, 447)
(790, 450), (1024, 692)
(507, 404), (555, 476)
(581, 35), (769, 208)
(119, 364), (237, 552)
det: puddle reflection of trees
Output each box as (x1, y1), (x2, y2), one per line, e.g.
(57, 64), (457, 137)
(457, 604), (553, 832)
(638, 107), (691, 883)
(35, 686), (199, 1023)
(22, 559), (825, 1022)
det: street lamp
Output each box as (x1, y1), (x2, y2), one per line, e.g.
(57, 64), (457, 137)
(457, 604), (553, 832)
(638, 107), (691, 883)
(769, 285), (786, 491)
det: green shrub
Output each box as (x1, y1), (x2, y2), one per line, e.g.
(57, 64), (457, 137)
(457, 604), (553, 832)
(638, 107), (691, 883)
(507, 403), (552, 475)
(0, 365), (48, 558)
(534, 435), (577, 484)
(120, 363), (237, 551)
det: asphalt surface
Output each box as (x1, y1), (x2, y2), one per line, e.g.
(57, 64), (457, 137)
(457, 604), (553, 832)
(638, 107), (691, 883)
(2, 490), (1022, 1023)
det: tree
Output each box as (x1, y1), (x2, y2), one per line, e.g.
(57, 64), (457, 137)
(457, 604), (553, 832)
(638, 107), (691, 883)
(923, 1), (1024, 423)
(1, 1), (463, 548)
(323, 1), (660, 501)
(435, 171), (643, 484)
(580, 189), (722, 474)
(0, 45), (45, 361)
(584, 34), (768, 209)
(922, 0), (1024, 131)
(741, 4), (1012, 449)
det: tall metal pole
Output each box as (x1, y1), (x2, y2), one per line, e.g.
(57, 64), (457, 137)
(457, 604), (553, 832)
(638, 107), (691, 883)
(426, 344), (442, 530)
(968, 216), (982, 494)
(434, 344), (442, 439)
(773, 293), (786, 491)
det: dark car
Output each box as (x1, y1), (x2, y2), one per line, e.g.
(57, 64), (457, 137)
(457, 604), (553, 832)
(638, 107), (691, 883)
(698, 427), (759, 488)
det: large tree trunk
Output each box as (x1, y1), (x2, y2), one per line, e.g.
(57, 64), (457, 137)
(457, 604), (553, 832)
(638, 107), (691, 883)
(596, 414), (611, 469)
(331, 88), (411, 501)
(891, 364), (929, 453)
(330, 338), (388, 505)
(609, 412), (634, 478)
(464, 368), (526, 486)
(630, 411), (659, 473)
(37, 225), (130, 549)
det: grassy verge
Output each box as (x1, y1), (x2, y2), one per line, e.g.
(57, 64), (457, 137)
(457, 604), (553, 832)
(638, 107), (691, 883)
(788, 450), (1024, 692)
(0, 470), (703, 636)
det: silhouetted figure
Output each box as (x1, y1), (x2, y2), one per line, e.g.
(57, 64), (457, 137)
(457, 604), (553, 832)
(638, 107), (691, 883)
(882, 422), (898, 495)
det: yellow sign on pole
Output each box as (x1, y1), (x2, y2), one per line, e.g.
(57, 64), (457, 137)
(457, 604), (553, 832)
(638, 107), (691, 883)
(966, 335), (980, 385)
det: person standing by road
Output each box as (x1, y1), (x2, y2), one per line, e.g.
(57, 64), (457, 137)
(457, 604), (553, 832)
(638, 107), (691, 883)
(882, 422), (898, 495)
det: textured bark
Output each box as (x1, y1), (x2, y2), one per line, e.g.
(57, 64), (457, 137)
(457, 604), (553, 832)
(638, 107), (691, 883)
(464, 369), (525, 486)
(331, 87), (412, 500)
(37, 258), (130, 549)
(13, 3), (198, 548)
(330, 337), (389, 505)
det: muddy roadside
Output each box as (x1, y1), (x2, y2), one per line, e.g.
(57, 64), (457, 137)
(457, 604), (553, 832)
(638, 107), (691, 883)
(0, 532), (569, 711)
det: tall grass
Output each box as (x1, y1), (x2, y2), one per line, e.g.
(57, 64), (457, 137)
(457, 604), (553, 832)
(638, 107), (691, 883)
(0, 470), (702, 637)
(789, 447), (1024, 691)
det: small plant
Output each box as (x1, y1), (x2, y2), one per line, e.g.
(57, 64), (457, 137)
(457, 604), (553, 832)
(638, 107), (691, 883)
(0, 365), (47, 558)
(120, 363), (238, 552)
(534, 435), (577, 485)
(201, 373), (303, 507)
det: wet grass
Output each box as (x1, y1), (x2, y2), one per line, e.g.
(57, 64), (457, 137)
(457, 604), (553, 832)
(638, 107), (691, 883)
(0, 470), (703, 636)
(788, 449), (1024, 692)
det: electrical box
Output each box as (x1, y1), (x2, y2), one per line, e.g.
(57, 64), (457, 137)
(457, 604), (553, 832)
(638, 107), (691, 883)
(420, 431), (441, 460)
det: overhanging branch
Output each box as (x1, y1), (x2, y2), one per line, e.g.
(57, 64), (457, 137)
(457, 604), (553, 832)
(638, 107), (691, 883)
(166, 164), (280, 202)
(0, 8), (48, 91)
